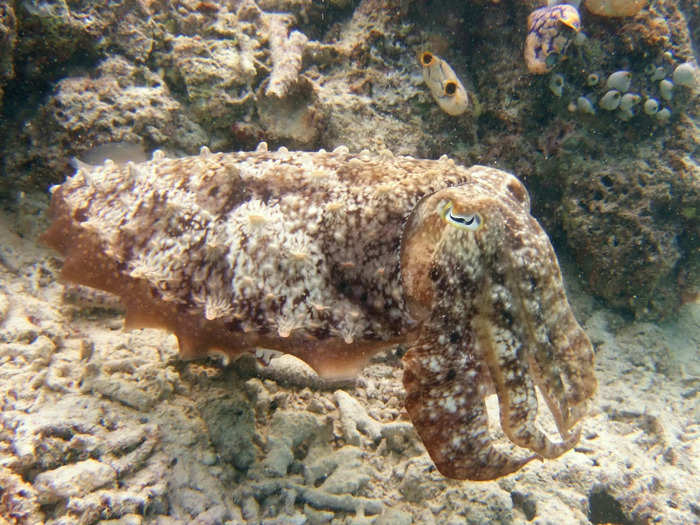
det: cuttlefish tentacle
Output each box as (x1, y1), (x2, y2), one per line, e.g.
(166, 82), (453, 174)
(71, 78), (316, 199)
(474, 313), (581, 459)
(403, 329), (537, 480)
(504, 220), (596, 436)
(532, 313), (595, 433)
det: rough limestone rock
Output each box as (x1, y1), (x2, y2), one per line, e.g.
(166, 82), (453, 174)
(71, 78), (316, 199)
(0, 2), (16, 107)
(562, 159), (687, 318)
(33, 459), (117, 503)
(2, 56), (206, 195)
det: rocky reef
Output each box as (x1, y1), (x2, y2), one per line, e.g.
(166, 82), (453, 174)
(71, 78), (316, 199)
(0, 3), (16, 108)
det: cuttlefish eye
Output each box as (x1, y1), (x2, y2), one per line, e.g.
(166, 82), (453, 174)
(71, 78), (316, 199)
(443, 80), (458, 96)
(441, 202), (482, 230)
(421, 52), (434, 66)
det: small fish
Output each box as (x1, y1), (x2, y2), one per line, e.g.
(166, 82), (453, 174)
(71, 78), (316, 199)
(78, 141), (149, 166)
(419, 51), (470, 116)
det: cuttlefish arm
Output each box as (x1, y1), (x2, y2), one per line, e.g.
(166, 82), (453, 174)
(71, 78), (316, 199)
(400, 174), (596, 481)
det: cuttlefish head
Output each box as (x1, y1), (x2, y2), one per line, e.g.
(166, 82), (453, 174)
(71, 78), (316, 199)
(400, 168), (596, 480)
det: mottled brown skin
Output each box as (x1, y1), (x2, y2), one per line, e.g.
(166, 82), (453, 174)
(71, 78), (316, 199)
(401, 185), (595, 479)
(42, 145), (596, 480)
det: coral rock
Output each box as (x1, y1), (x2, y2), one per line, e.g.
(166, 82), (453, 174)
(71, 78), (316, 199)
(585, 0), (648, 17)
(2, 57), (206, 195)
(0, 2), (16, 107)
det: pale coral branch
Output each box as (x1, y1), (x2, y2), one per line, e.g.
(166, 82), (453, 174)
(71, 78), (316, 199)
(264, 14), (308, 98)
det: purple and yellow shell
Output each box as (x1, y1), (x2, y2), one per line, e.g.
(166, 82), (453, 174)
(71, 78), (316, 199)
(525, 4), (581, 74)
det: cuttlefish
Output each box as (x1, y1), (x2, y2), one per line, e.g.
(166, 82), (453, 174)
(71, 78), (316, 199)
(42, 144), (596, 480)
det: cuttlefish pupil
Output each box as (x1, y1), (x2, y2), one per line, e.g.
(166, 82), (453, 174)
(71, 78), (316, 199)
(442, 202), (482, 230)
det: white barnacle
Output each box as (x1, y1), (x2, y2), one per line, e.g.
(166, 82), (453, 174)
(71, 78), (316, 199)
(548, 73), (565, 97)
(599, 90), (621, 111)
(586, 72), (600, 87)
(617, 107), (633, 121)
(651, 66), (666, 81)
(655, 108), (671, 125)
(576, 96), (596, 115)
(619, 93), (641, 112)
(643, 98), (659, 115)
(606, 70), (632, 92)
(672, 62), (697, 88)
(659, 79), (673, 101)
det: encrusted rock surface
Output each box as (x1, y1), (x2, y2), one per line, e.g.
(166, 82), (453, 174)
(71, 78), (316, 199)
(4, 56), (206, 194)
(561, 152), (691, 317)
(0, 2), (16, 107)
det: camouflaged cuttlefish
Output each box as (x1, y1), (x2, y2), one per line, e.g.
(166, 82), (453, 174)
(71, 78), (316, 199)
(43, 144), (596, 480)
